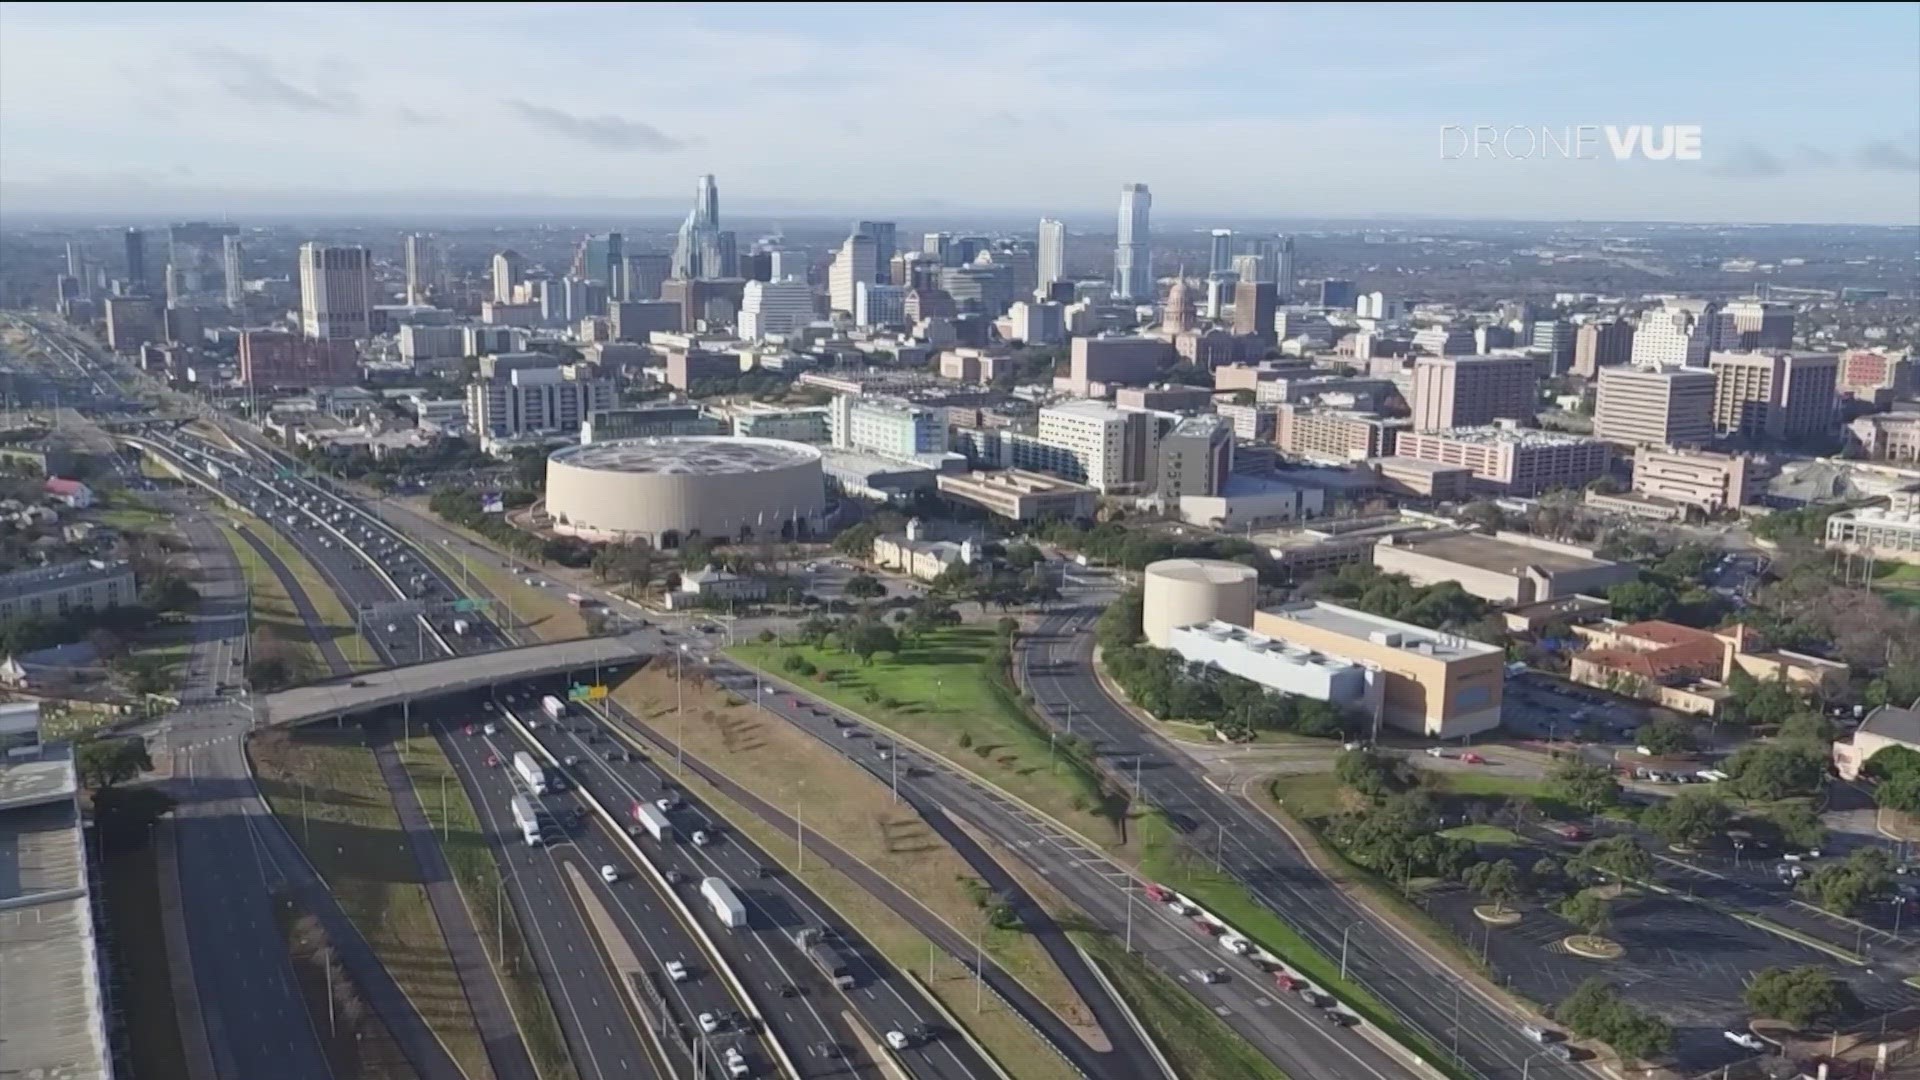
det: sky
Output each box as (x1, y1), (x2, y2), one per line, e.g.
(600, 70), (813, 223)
(2, 1), (1917, 225)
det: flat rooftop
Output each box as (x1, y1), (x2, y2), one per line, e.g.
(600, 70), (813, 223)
(1262, 600), (1502, 659)
(0, 744), (111, 1080)
(550, 436), (820, 476)
(1412, 426), (1605, 449)
(1383, 531), (1616, 575)
(937, 470), (1094, 496)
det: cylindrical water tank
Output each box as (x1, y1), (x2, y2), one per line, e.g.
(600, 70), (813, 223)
(1141, 558), (1258, 648)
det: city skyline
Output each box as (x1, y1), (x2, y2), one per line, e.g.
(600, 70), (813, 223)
(1, 3), (1915, 225)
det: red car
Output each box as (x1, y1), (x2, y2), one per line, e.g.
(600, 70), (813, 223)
(1274, 972), (1305, 992)
(1461, 752), (1486, 765)
(1552, 823), (1589, 841)
(464, 724), (475, 736)
(485, 753), (500, 768)
(1144, 883), (1173, 904)
(1194, 919), (1221, 936)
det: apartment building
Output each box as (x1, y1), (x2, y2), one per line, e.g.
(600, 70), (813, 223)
(1592, 365), (1716, 447)
(1571, 320), (1635, 378)
(466, 367), (616, 439)
(1274, 405), (1406, 461)
(1032, 399), (1153, 493)
(0, 559), (137, 621)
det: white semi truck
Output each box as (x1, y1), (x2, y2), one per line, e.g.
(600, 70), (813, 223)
(700, 877), (747, 929)
(512, 751), (548, 795)
(510, 795), (543, 846)
(631, 801), (672, 843)
(541, 695), (567, 721)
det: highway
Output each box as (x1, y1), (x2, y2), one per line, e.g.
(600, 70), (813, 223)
(1013, 577), (1587, 1080)
(512, 681), (992, 1080)
(697, 649), (1419, 1080)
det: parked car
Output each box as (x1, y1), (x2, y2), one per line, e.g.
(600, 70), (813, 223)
(1724, 1031), (1765, 1051)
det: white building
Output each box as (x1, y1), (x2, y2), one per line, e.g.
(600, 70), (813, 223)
(1034, 399), (1152, 493)
(854, 281), (906, 328)
(399, 324), (465, 362)
(1632, 300), (1720, 369)
(829, 232), (878, 316)
(1037, 218), (1066, 286)
(740, 278), (815, 340)
(466, 367), (616, 439)
(1168, 620), (1369, 704)
(298, 243), (372, 341)
(1006, 300), (1064, 345)
(828, 395), (945, 459)
(491, 250), (524, 303)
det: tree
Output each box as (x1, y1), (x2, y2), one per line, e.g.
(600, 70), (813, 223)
(1726, 741), (1827, 802)
(1550, 760), (1621, 814)
(1723, 669), (1806, 729)
(1768, 802), (1827, 851)
(1798, 848), (1893, 916)
(844, 574), (886, 600)
(1640, 791), (1733, 847)
(1004, 543), (1043, 571)
(1570, 836), (1653, 883)
(248, 654), (296, 692)
(1744, 966), (1842, 1029)
(844, 621), (899, 665)
(1555, 979), (1673, 1063)
(1557, 891), (1612, 937)
(1636, 716), (1697, 756)
(1776, 711), (1835, 746)
(1469, 859), (1523, 914)
(1607, 579), (1678, 623)
(76, 735), (152, 789)
(996, 615), (1020, 640)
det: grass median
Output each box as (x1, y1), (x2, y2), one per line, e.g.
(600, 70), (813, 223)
(609, 661), (1102, 1045)
(397, 733), (576, 1080)
(250, 727), (497, 1080)
(218, 522), (330, 683)
(729, 626), (1126, 849)
(228, 516), (381, 671)
(641, 755), (1083, 1080)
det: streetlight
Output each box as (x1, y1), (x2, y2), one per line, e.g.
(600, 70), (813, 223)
(1339, 923), (1357, 982)
(675, 644), (688, 775)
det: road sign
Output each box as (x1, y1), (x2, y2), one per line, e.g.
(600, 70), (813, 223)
(275, 467), (297, 479)
(360, 599), (425, 621)
(451, 598), (492, 613)
(568, 684), (608, 702)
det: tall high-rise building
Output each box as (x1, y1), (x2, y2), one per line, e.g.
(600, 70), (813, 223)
(1632, 300), (1720, 369)
(1722, 300), (1795, 351)
(923, 232), (954, 266)
(1593, 366), (1716, 447)
(298, 243), (374, 341)
(829, 232), (878, 315)
(167, 222), (238, 302)
(1232, 280), (1278, 343)
(491, 250), (524, 304)
(1157, 415), (1234, 500)
(1113, 183), (1152, 300)
(672, 173), (735, 280)
(1709, 350), (1840, 441)
(123, 228), (148, 293)
(404, 233), (441, 305)
(1208, 229), (1235, 275)
(854, 281), (906, 328)
(1572, 320), (1635, 378)
(1531, 320), (1577, 374)
(222, 234), (245, 311)
(1318, 278), (1355, 310)
(624, 253), (671, 300)
(1411, 354), (1539, 432)
(1037, 218), (1066, 287)
(855, 222), (896, 282)
(1272, 234), (1295, 301)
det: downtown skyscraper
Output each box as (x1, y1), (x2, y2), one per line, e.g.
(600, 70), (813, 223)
(1037, 218), (1066, 287)
(1113, 183), (1151, 300)
(672, 173), (737, 280)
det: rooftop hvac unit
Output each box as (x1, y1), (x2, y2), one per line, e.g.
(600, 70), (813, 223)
(1368, 630), (1403, 647)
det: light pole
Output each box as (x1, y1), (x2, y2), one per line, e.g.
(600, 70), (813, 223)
(1340, 923), (1356, 983)
(795, 782), (805, 873)
(675, 644), (687, 776)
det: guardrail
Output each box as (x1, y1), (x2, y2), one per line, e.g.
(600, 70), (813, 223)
(494, 704), (802, 1080)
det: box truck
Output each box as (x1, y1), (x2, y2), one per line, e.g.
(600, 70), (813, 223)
(631, 800), (672, 842)
(791, 927), (856, 988)
(700, 877), (747, 929)
(541, 695), (567, 721)
(510, 795), (543, 846)
(513, 751), (547, 795)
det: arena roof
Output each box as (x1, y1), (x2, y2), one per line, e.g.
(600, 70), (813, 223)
(551, 436), (820, 476)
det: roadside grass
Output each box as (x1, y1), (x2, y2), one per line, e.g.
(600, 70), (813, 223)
(1075, 930), (1290, 1080)
(608, 662), (1100, 1040)
(397, 733), (575, 1080)
(96, 790), (189, 1080)
(249, 727), (498, 1080)
(94, 501), (175, 535)
(413, 537), (588, 643)
(275, 893), (418, 1080)
(230, 515), (382, 670)
(649, 757), (1084, 1080)
(1137, 811), (1470, 1080)
(1439, 823), (1523, 845)
(729, 627), (1124, 848)
(138, 452), (180, 481)
(217, 522), (330, 683)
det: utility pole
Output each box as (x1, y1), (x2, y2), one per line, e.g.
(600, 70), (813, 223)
(1124, 881), (1134, 953)
(795, 783), (805, 873)
(326, 947), (336, 1037)
(675, 646), (685, 775)
(974, 931), (983, 1013)
(1340, 924), (1354, 982)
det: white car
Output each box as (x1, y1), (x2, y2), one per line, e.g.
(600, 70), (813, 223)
(697, 1011), (719, 1034)
(1222, 936), (1251, 956)
(483, 723), (497, 736)
(1724, 1031), (1765, 1051)
(656, 797), (677, 813)
(691, 830), (710, 847)
(884, 1030), (911, 1051)
(665, 960), (688, 982)
(723, 1048), (749, 1078)
(599, 864), (619, 884)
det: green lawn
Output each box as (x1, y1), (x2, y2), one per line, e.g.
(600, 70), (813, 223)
(1135, 812), (1468, 1080)
(1439, 824), (1523, 845)
(1076, 931), (1290, 1080)
(1269, 771), (1348, 822)
(397, 735), (573, 1080)
(229, 517), (380, 670)
(1426, 771), (1552, 800)
(218, 523), (330, 682)
(730, 626), (1122, 845)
